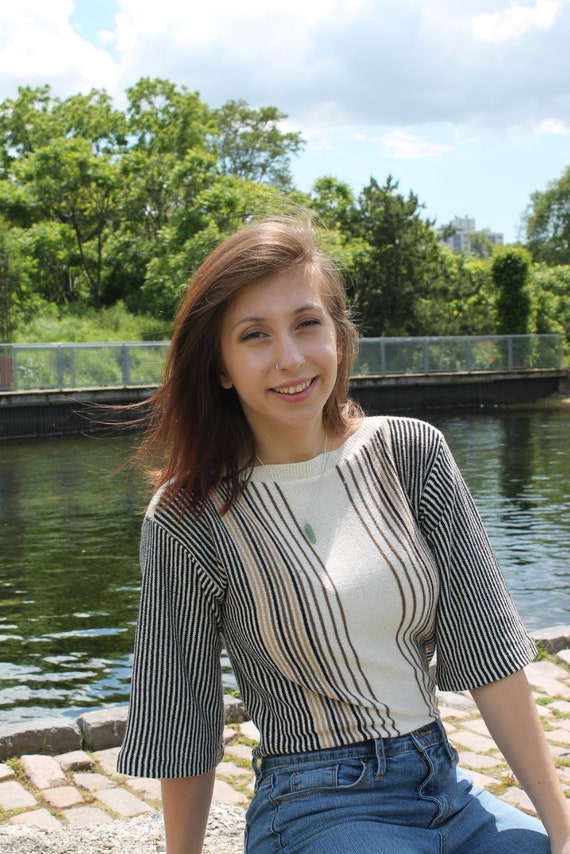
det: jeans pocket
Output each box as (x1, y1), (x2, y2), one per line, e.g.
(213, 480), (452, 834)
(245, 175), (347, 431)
(271, 758), (367, 805)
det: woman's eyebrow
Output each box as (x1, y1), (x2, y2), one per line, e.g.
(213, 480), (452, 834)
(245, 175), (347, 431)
(230, 303), (323, 331)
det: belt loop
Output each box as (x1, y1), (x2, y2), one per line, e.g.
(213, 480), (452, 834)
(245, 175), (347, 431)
(374, 737), (386, 780)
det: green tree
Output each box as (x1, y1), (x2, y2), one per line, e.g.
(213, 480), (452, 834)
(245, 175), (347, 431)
(349, 176), (443, 336)
(415, 251), (496, 336)
(523, 165), (570, 265)
(212, 100), (304, 190)
(492, 246), (532, 336)
(14, 137), (121, 308)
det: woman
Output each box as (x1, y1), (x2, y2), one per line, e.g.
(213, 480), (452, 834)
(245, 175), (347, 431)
(117, 217), (570, 853)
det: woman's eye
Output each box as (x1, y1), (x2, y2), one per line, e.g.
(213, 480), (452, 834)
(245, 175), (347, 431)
(299, 318), (320, 329)
(242, 330), (265, 341)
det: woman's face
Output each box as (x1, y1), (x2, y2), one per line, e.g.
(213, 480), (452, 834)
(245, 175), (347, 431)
(219, 268), (341, 454)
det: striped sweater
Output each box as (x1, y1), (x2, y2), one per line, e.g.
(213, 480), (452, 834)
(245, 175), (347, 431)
(117, 416), (536, 779)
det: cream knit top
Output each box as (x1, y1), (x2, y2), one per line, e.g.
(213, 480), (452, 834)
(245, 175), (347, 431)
(117, 416), (536, 778)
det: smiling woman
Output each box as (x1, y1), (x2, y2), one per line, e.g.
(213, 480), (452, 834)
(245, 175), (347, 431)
(219, 269), (342, 464)
(116, 217), (568, 854)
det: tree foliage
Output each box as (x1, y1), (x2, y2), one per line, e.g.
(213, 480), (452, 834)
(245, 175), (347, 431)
(0, 78), (569, 353)
(492, 247), (532, 336)
(523, 166), (570, 265)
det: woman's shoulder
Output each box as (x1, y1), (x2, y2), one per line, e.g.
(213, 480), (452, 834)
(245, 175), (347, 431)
(341, 415), (443, 457)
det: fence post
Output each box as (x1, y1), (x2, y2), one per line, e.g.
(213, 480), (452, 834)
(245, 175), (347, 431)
(466, 340), (472, 372)
(423, 339), (429, 373)
(121, 344), (131, 386)
(56, 345), (64, 390)
(69, 346), (76, 388)
(380, 340), (386, 375)
(507, 337), (513, 370)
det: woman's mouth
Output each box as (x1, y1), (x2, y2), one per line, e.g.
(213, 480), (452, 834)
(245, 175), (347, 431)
(272, 379), (313, 395)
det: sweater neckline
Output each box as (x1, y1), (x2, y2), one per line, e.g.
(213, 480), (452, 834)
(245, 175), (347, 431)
(248, 416), (383, 483)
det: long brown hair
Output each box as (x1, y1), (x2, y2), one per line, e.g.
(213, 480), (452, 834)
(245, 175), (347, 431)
(140, 217), (361, 512)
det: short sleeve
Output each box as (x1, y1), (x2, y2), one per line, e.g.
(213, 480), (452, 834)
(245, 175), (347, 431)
(117, 511), (225, 778)
(388, 417), (536, 693)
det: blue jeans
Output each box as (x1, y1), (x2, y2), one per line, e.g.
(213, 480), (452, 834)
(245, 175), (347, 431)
(245, 720), (549, 853)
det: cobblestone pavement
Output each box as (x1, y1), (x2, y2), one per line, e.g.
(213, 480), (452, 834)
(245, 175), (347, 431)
(1, 657), (570, 837)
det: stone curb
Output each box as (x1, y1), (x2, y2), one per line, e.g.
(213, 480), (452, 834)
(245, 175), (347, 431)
(0, 696), (249, 763)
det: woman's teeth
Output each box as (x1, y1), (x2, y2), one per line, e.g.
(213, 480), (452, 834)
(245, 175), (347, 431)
(275, 380), (311, 395)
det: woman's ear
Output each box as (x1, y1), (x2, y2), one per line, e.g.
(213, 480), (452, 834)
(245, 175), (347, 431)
(220, 370), (233, 389)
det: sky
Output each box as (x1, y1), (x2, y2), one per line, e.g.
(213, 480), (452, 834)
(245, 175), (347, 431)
(1, 0), (570, 243)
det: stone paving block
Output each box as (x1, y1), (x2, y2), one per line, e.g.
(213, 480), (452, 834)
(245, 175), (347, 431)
(556, 649), (570, 667)
(524, 661), (570, 698)
(8, 807), (61, 829)
(73, 771), (117, 792)
(550, 699), (570, 715)
(212, 778), (248, 806)
(548, 716), (570, 732)
(452, 730), (498, 754)
(77, 707), (128, 752)
(439, 705), (473, 721)
(0, 763), (14, 782)
(460, 718), (491, 737)
(531, 627), (570, 654)
(240, 721), (260, 742)
(62, 805), (114, 826)
(500, 786), (536, 815)
(457, 750), (503, 771)
(126, 776), (163, 802)
(0, 780), (38, 810)
(20, 754), (66, 790)
(0, 717), (81, 762)
(95, 786), (155, 817)
(436, 691), (476, 712)
(56, 749), (94, 772)
(224, 743), (253, 762)
(546, 728), (570, 746)
(216, 760), (254, 781)
(93, 746), (121, 777)
(465, 769), (501, 790)
(223, 726), (238, 745)
(42, 785), (84, 808)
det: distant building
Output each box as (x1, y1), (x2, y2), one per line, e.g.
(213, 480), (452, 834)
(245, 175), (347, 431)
(437, 216), (504, 254)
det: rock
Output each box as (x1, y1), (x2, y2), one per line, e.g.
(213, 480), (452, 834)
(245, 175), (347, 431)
(0, 718), (81, 762)
(77, 707), (129, 752)
(530, 626), (570, 654)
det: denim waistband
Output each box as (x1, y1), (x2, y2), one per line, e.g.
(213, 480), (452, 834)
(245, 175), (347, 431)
(255, 718), (445, 774)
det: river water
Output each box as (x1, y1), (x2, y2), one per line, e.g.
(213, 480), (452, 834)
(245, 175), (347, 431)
(0, 409), (569, 724)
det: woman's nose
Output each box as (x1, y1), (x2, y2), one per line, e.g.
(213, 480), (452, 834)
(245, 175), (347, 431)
(275, 336), (304, 371)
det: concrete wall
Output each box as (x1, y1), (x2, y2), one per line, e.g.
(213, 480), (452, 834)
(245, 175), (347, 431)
(1, 370), (568, 439)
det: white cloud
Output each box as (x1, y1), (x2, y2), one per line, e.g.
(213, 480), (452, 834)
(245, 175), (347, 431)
(0, 0), (119, 97)
(471, 0), (561, 43)
(378, 130), (453, 159)
(534, 117), (570, 133)
(1, 0), (570, 138)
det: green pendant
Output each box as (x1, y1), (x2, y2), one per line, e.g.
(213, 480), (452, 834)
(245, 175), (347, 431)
(304, 522), (316, 544)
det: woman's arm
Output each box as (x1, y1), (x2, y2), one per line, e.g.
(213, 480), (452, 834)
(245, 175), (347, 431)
(471, 669), (570, 853)
(161, 770), (216, 854)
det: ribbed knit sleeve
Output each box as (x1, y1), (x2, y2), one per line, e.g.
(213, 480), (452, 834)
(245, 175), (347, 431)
(116, 509), (225, 778)
(387, 417), (536, 693)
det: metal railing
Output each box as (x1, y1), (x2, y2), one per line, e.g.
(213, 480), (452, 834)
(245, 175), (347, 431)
(353, 334), (562, 377)
(0, 334), (563, 392)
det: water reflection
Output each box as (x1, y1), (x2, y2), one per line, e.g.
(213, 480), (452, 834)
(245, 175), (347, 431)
(0, 410), (569, 723)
